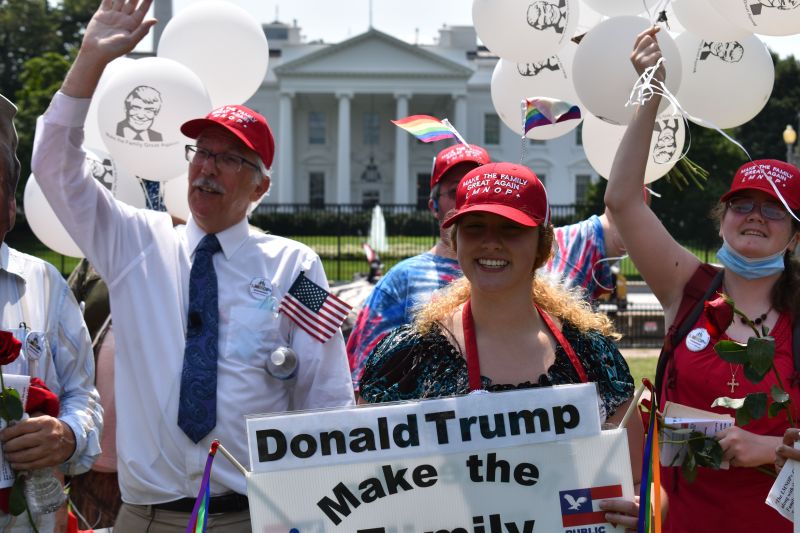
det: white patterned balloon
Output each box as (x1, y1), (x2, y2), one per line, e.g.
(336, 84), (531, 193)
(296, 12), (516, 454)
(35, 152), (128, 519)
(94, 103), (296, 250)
(472, 0), (580, 62)
(671, 0), (752, 41)
(23, 175), (83, 258)
(83, 57), (135, 153)
(707, 0), (800, 36)
(581, 0), (659, 17)
(491, 43), (582, 140)
(572, 16), (682, 125)
(96, 57), (212, 181)
(583, 112), (685, 183)
(675, 32), (774, 128)
(158, 0), (269, 108)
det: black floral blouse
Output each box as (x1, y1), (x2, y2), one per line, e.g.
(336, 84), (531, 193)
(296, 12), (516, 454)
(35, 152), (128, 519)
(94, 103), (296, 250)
(359, 322), (634, 420)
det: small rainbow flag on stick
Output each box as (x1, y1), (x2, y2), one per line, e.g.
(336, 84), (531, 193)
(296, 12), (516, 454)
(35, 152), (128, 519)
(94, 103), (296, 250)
(637, 379), (662, 533)
(186, 441), (219, 533)
(392, 115), (469, 147)
(522, 97), (581, 136)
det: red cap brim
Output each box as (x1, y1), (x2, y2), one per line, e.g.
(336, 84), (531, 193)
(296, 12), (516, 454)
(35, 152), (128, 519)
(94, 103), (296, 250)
(180, 118), (260, 156)
(442, 204), (542, 229)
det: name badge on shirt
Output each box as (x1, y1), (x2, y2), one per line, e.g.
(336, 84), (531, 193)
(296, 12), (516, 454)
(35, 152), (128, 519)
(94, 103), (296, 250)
(249, 277), (273, 300)
(685, 327), (711, 352)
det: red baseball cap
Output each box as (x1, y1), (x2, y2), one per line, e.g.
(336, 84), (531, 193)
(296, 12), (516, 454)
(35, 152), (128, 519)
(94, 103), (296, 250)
(430, 144), (490, 189)
(442, 162), (549, 228)
(181, 105), (275, 169)
(720, 159), (800, 210)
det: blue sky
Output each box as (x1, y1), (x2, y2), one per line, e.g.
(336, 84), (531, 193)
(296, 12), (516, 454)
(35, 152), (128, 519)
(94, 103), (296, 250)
(149, 0), (799, 57)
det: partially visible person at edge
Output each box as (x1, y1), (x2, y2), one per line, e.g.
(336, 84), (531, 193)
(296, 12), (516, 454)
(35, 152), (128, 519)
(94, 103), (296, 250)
(347, 143), (628, 390)
(605, 26), (800, 532)
(0, 95), (102, 532)
(359, 161), (644, 530)
(30, 1), (354, 531)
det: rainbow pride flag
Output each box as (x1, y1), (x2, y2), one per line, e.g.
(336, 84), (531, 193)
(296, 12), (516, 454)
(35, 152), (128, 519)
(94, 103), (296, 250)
(523, 97), (581, 135)
(186, 441), (220, 533)
(392, 115), (457, 143)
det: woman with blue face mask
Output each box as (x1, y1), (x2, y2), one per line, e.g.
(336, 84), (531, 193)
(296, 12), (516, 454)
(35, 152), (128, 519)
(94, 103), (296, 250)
(605, 27), (800, 533)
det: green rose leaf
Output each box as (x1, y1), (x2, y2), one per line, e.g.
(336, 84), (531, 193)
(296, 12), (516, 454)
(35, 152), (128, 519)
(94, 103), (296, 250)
(769, 401), (789, 418)
(743, 363), (769, 384)
(682, 448), (698, 483)
(745, 336), (775, 380)
(714, 340), (748, 363)
(694, 438), (723, 469)
(736, 393), (768, 426)
(771, 384), (790, 404)
(9, 475), (26, 516)
(3, 389), (22, 422)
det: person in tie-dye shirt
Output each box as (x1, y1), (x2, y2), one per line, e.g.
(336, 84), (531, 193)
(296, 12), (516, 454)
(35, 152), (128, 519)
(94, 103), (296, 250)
(346, 143), (627, 390)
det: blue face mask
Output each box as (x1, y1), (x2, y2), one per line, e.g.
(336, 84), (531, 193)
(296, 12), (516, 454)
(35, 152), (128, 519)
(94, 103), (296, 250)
(716, 239), (787, 280)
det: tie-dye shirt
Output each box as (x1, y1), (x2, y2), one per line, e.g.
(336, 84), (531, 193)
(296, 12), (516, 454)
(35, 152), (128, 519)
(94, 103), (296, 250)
(347, 253), (460, 390)
(347, 216), (613, 389)
(544, 215), (613, 301)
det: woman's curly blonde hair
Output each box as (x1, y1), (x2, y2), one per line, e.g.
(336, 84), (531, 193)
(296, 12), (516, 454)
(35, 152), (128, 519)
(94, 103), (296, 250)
(414, 223), (619, 338)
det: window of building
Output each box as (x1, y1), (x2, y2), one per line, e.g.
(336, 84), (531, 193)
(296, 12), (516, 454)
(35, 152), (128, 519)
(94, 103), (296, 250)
(308, 112), (326, 145)
(530, 138), (546, 146)
(575, 174), (591, 203)
(309, 172), (325, 207)
(417, 172), (431, 209)
(363, 112), (380, 146)
(536, 173), (546, 188)
(484, 114), (500, 145)
(575, 123), (583, 146)
(362, 189), (380, 207)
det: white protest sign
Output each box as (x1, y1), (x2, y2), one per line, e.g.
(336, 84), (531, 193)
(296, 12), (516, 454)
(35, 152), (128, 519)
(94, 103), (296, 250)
(245, 385), (634, 532)
(247, 384), (602, 473)
(247, 429), (632, 532)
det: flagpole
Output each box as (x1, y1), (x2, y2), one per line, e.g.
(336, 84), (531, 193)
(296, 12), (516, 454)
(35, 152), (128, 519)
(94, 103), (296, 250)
(520, 98), (528, 164)
(619, 383), (647, 429)
(215, 441), (249, 476)
(441, 118), (470, 149)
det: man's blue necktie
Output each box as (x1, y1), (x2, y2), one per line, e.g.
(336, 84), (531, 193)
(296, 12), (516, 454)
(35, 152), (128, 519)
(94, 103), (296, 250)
(178, 233), (222, 443)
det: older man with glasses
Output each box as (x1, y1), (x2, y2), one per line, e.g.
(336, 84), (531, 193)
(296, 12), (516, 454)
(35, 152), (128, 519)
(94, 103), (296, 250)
(30, 1), (354, 531)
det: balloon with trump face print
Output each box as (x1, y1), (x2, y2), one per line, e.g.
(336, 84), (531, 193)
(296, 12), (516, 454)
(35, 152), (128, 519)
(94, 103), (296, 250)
(707, 0), (800, 36)
(96, 57), (212, 182)
(491, 43), (582, 140)
(582, 112), (685, 184)
(472, 0), (580, 63)
(674, 32), (774, 129)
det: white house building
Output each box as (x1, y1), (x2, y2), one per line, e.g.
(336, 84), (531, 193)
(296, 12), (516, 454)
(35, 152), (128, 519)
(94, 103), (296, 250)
(244, 20), (599, 207)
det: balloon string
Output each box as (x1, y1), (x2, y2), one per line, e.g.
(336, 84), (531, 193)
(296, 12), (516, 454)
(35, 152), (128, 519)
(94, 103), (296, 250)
(592, 254), (628, 293)
(626, 59), (800, 223)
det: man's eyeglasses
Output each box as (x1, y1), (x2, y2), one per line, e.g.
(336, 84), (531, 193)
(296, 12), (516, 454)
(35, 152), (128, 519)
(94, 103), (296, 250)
(727, 197), (788, 221)
(185, 145), (260, 174)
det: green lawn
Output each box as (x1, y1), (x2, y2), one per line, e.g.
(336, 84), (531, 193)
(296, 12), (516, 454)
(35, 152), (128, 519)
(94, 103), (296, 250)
(626, 356), (658, 389)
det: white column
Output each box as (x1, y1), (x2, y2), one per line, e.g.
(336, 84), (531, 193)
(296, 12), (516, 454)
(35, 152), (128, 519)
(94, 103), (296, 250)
(393, 92), (410, 204)
(277, 91), (294, 203)
(336, 91), (353, 204)
(454, 93), (468, 139)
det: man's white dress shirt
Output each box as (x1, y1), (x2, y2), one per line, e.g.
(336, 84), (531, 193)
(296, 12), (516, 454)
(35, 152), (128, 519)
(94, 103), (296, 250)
(32, 92), (355, 504)
(0, 244), (102, 475)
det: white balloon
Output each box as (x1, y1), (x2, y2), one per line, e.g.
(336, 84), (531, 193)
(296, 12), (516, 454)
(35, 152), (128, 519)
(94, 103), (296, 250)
(675, 32), (774, 129)
(491, 45), (582, 140)
(575, 2), (605, 34)
(84, 57), (135, 152)
(708, 0), (800, 36)
(671, 0), (752, 41)
(84, 148), (147, 209)
(582, 112), (685, 183)
(582, 0), (659, 17)
(472, 0), (580, 62)
(96, 57), (212, 182)
(164, 174), (190, 223)
(158, 0), (269, 108)
(23, 176), (83, 258)
(572, 16), (683, 125)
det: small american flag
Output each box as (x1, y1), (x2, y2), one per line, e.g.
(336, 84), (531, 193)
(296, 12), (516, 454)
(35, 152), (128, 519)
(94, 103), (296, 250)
(278, 272), (352, 343)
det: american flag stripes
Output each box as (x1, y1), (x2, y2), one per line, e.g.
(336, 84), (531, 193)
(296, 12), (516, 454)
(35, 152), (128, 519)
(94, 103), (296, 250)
(278, 272), (352, 343)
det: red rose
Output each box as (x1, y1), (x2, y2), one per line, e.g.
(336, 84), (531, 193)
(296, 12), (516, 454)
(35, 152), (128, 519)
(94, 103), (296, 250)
(0, 331), (21, 366)
(704, 296), (734, 338)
